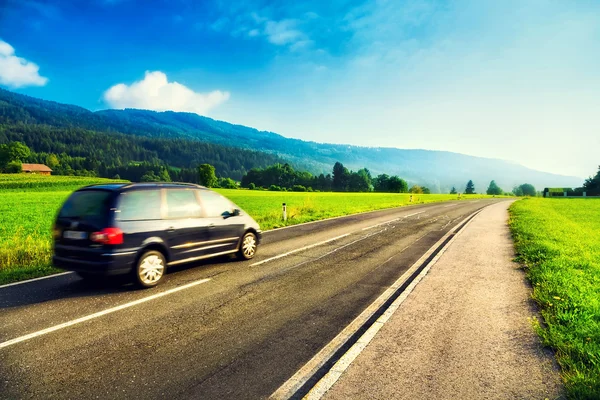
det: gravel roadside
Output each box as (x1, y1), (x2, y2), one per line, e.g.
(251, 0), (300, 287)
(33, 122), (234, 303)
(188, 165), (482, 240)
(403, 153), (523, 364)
(323, 201), (564, 400)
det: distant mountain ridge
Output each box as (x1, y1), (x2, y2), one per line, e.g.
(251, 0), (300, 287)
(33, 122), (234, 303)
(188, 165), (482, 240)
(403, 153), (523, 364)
(0, 88), (582, 192)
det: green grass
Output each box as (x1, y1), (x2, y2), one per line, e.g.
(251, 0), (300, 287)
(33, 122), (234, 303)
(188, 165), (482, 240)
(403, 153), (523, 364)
(509, 198), (600, 399)
(0, 173), (500, 285)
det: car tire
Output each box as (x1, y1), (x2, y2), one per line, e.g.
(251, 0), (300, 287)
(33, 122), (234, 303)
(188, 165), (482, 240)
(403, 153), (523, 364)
(133, 250), (166, 288)
(237, 232), (258, 260)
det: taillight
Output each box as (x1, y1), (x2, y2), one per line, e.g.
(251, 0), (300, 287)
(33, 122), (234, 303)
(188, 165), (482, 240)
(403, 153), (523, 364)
(90, 228), (124, 245)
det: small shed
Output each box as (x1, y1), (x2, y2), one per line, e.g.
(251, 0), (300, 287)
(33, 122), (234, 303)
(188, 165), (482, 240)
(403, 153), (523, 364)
(22, 163), (53, 176)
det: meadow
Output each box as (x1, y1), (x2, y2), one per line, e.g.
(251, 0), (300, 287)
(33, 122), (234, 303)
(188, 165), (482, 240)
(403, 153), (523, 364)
(0, 174), (495, 285)
(509, 198), (600, 398)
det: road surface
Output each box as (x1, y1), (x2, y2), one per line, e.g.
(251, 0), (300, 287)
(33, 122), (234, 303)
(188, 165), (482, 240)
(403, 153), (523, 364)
(0, 199), (507, 399)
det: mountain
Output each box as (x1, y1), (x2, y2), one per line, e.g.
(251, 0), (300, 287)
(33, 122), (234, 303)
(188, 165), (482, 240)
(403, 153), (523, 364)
(0, 88), (582, 192)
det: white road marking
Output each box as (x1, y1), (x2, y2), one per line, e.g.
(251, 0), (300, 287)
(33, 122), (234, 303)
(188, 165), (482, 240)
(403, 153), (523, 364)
(443, 203), (458, 208)
(270, 208), (484, 400)
(253, 211), (426, 267)
(0, 272), (73, 289)
(250, 234), (351, 267)
(0, 278), (212, 349)
(361, 211), (425, 231)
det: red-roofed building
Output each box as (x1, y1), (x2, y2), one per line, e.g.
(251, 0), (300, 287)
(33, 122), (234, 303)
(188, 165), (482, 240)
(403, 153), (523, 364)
(21, 163), (53, 175)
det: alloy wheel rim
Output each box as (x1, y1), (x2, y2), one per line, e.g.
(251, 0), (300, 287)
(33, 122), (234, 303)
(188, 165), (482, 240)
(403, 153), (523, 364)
(139, 255), (164, 284)
(243, 235), (256, 257)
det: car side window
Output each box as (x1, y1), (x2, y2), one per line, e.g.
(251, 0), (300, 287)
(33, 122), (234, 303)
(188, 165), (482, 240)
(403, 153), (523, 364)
(116, 190), (161, 221)
(199, 190), (234, 218)
(166, 189), (202, 219)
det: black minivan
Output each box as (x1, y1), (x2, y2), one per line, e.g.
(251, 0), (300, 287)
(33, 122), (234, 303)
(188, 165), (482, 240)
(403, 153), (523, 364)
(52, 183), (261, 288)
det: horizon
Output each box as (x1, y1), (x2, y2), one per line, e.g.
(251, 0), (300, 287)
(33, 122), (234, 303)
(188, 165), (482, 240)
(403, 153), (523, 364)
(1, 0), (599, 178)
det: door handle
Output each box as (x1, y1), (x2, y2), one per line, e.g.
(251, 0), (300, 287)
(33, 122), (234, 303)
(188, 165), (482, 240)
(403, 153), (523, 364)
(208, 224), (216, 229)
(167, 226), (176, 232)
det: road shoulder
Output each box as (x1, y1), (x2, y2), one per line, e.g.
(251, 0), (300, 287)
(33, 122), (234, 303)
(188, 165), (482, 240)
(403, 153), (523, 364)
(323, 201), (564, 400)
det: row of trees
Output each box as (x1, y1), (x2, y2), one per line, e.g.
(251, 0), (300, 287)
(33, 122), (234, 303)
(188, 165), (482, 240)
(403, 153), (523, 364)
(448, 180), (536, 196)
(238, 162), (429, 193)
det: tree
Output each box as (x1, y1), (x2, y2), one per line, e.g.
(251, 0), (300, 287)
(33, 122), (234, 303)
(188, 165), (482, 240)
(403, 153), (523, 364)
(45, 154), (60, 169)
(388, 176), (408, 193)
(583, 166), (600, 195)
(348, 171), (370, 192)
(218, 177), (237, 189)
(465, 180), (475, 194)
(421, 186), (431, 194)
(450, 186), (457, 194)
(5, 161), (22, 173)
(409, 185), (424, 194)
(373, 174), (390, 192)
(512, 185), (524, 196)
(0, 141), (31, 170)
(7, 141), (31, 162)
(198, 164), (218, 187)
(140, 171), (161, 182)
(332, 162), (350, 192)
(357, 168), (372, 191)
(486, 180), (503, 195)
(519, 183), (536, 197)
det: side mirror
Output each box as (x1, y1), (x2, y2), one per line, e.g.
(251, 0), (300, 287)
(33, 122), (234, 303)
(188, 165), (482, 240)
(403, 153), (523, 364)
(232, 208), (241, 216)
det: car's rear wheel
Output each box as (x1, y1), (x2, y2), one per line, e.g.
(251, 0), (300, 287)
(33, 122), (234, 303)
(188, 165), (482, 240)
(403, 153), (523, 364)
(237, 232), (257, 260)
(134, 250), (166, 288)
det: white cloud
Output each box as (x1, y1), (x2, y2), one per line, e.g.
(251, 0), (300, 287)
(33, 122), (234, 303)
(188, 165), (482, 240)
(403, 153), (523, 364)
(264, 19), (305, 45)
(0, 39), (48, 88)
(103, 71), (230, 115)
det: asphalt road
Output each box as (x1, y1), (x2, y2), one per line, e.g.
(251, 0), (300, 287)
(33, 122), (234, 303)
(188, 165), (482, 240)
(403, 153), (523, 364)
(0, 199), (508, 399)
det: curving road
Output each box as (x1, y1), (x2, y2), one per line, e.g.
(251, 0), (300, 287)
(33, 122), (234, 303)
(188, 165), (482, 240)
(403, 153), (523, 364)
(0, 199), (508, 399)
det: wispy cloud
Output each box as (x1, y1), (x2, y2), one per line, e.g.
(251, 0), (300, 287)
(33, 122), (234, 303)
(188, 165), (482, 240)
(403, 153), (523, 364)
(264, 19), (305, 45)
(0, 39), (48, 88)
(103, 71), (229, 115)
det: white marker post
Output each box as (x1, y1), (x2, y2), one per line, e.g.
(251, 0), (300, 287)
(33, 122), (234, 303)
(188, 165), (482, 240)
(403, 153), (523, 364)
(282, 203), (287, 221)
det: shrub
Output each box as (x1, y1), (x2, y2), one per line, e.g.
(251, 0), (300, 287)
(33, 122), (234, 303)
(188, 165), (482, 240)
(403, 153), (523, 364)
(268, 185), (281, 191)
(292, 185), (307, 192)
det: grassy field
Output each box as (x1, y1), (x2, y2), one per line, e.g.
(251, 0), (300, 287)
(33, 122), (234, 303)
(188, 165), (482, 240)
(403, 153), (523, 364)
(509, 198), (600, 399)
(0, 174), (497, 285)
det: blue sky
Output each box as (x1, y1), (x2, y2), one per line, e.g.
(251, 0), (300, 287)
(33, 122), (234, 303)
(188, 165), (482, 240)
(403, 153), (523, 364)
(1, 0), (599, 178)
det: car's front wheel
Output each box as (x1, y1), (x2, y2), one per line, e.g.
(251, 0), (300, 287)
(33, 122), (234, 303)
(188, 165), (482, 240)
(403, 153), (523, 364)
(134, 250), (166, 288)
(237, 232), (257, 260)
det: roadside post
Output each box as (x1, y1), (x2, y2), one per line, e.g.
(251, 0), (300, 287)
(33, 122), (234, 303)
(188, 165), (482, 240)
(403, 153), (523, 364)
(282, 203), (287, 221)
(410, 195), (413, 203)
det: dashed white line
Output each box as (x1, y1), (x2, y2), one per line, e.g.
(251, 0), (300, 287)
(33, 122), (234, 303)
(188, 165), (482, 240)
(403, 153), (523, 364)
(0, 278), (212, 349)
(250, 234), (351, 267)
(253, 211), (427, 267)
(443, 203), (458, 208)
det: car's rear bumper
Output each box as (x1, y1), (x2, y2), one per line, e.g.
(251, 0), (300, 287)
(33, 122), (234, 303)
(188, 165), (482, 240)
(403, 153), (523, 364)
(52, 253), (134, 276)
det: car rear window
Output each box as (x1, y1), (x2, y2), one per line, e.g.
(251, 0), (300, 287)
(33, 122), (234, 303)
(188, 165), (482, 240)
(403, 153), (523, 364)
(116, 189), (162, 221)
(59, 190), (112, 223)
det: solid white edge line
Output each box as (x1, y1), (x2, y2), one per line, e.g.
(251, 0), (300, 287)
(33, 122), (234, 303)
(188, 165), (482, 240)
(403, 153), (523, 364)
(0, 278), (211, 350)
(0, 271), (74, 289)
(269, 208), (484, 400)
(303, 212), (480, 400)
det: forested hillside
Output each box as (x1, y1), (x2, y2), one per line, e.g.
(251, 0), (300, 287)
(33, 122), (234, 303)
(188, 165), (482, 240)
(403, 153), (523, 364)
(0, 90), (285, 181)
(0, 88), (582, 191)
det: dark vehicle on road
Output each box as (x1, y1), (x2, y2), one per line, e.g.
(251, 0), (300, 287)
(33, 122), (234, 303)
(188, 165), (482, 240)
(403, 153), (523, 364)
(52, 183), (261, 288)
